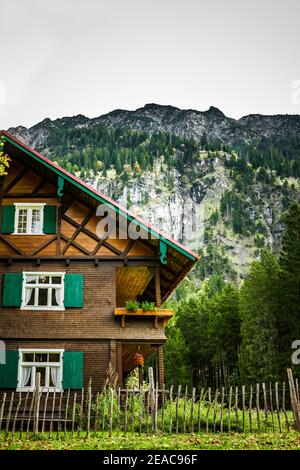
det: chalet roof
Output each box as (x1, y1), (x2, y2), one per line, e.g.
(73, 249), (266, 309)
(0, 130), (199, 300)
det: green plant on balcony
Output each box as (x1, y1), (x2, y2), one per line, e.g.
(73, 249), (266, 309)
(140, 301), (157, 312)
(125, 300), (140, 312)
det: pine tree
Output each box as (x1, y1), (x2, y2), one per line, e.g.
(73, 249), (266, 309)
(278, 202), (300, 376)
(238, 251), (281, 383)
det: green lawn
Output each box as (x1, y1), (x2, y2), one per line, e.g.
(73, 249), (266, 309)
(1, 432), (300, 450)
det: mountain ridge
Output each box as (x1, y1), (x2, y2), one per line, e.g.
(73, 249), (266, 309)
(6, 103), (300, 150)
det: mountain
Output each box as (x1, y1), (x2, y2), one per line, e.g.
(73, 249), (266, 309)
(8, 103), (300, 148)
(5, 104), (300, 285)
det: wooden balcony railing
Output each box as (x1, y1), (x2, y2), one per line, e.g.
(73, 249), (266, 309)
(114, 307), (174, 329)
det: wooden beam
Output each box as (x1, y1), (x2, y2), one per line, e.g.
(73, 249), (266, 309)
(91, 239), (104, 255)
(32, 178), (47, 193)
(157, 345), (164, 388)
(3, 193), (57, 199)
(56, 203), (62, 256)
(0, 234), (25, 255)
(116, 343), (123, 387)
(62, 213), (100, 242)
(62, 210), (94, 255)
(3, 167), (27, 193)
(146, 275), (171, 292)
(31, 234), (57, 256)
(62, 212), (123, 256)
(60, 234), (92, 256)
(167, 253), (187, 269)
(0, 255), (160, 266)
(155, 267), (162, 308)
(123, 239), (135, 256)
(62, 213), (156, 257)
(161, 260), (195, 303)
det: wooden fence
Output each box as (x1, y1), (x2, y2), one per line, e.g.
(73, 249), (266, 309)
(0, 368), (300, 439)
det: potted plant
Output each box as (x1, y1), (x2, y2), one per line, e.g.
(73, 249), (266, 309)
(140, 301), (157, 312)
(125, 300), (140, 312)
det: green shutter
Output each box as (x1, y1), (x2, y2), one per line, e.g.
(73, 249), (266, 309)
(0, 351), (19, 388)
(2, 273), (23, 307)
(1, 206), (15, 234)
(43, 205), (57, 234)
(64, 274), (84, 307)
(63, 352), (83, 389)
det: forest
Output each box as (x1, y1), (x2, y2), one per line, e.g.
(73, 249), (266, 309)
(45, 125), (300, 180)
(164, 202), (300, 389)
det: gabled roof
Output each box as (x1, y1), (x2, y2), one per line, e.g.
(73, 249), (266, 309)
(1, 130), (199, 262)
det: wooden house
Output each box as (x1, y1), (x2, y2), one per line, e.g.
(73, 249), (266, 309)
(0, 130), (198, 392)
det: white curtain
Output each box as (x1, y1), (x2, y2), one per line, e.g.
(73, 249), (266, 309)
(50, 367), (59, 388)
(25, 276), (37, 306)
(25, 288), (34, 305)
(31, 209), (42, 234)
(55, 288), (62, 306)
(22, 367), (32, 387)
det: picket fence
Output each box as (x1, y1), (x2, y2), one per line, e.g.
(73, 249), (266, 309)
(0, 368), (300, 439)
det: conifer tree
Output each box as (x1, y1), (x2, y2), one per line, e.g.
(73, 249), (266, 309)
(238, 251), (281, 383)
(278, 202), (300, 375)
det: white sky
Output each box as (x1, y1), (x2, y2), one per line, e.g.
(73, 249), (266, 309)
(1, 0), (300, 129)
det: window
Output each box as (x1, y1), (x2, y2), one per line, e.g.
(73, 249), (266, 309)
(17, 349), (63, 392)
(14, 203), (45, 235)
(21, 272), (65, 310)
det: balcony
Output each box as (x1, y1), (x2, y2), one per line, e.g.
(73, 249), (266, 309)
(114, 307), (174, 329)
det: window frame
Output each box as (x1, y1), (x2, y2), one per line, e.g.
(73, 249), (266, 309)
(21, 272), (66, 311)
(13, 203), (46, 235)
(17, 348), (64, 392)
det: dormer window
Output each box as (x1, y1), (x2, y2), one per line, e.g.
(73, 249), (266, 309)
(13, 203), (45, 235)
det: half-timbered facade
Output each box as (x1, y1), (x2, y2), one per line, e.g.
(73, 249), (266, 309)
(0, 131), (198, 392)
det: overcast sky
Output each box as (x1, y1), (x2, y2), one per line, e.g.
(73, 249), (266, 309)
(1, 0), (300, 129)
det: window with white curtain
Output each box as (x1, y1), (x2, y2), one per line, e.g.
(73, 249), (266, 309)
(14, 203), (45, 235)
(17, 349), (64, 392)
(21, 273), (65, 310)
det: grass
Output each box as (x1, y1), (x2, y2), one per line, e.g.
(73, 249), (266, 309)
(1, 431), (300, 450)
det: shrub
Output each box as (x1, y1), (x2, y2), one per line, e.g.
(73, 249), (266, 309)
(140, 301), (157, 311)
(125, 300), (140, 311)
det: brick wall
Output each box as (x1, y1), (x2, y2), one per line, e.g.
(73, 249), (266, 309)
(0, 262), (166, 341)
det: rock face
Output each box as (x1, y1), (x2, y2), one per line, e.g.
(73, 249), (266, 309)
(94, 161), (216, 252)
